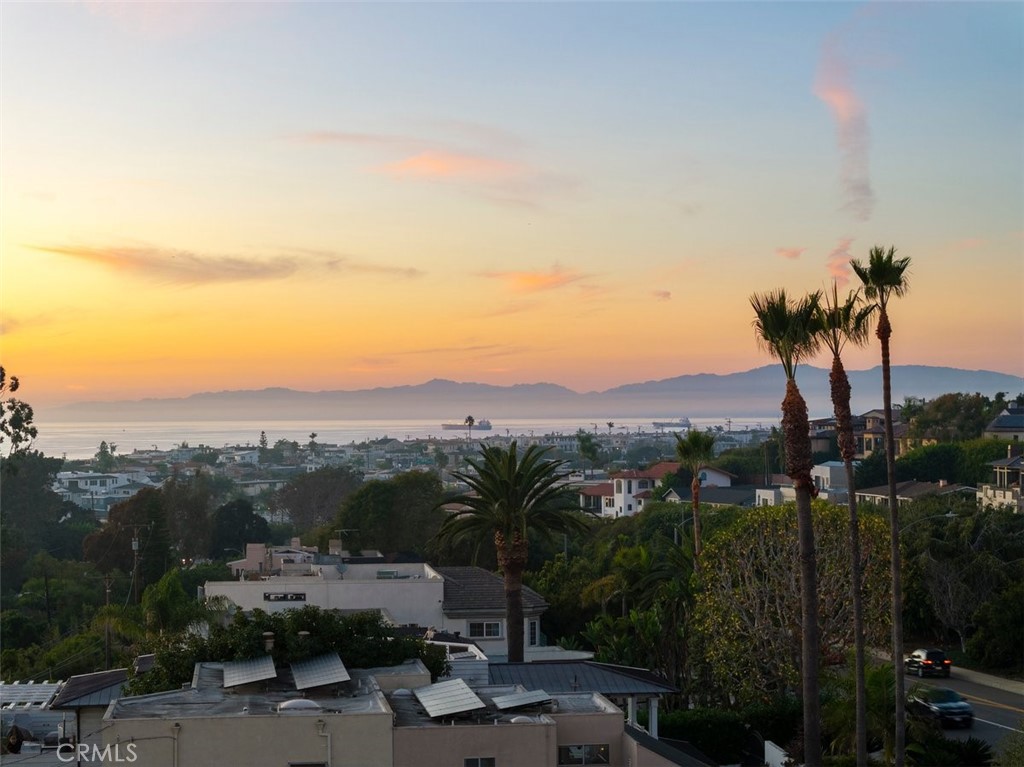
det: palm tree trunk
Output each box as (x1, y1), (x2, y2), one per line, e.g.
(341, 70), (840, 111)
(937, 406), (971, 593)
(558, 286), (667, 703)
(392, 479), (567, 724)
(878, 312), (906, 767)
(690, 476), (702, 561)
(497, 530), (528, 663)
(782, 379), (821, 766)
(831, 355), (868, 767)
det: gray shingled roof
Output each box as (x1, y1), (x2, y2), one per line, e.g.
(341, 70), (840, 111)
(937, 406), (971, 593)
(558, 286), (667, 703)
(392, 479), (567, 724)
(489, 661), (678, 696)
(435, 566), (548, 614)
(51, 668), (128, 709)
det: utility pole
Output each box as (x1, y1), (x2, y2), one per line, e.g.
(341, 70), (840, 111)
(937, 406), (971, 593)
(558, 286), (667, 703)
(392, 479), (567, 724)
(104, 575), (112, 670)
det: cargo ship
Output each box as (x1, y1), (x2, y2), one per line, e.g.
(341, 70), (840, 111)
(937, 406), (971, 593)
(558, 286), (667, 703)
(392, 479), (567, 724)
(652, 417), (691, 429)
(441, 419), (492, 431)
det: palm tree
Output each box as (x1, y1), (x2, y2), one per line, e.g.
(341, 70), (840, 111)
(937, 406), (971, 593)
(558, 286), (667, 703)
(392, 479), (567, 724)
(750, 288), (823, 766)
(436, 441), (590, 662)
(673, 430), (716, 562)
(815, 282), (874, 767)
(577, 430), (600, 478)
(851, 245), (912, 767)
(464, 415), (475, 442)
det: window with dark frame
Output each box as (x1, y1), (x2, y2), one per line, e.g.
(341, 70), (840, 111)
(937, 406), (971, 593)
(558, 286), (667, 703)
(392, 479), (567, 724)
(468, 621), (501, 638)
(557, 744), (610, 765)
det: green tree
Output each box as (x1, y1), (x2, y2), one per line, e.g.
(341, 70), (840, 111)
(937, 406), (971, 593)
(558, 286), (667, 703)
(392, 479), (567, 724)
(272, 465), (363, 532)
(694, 503), (890, 705)
(577, 430), (600, 477)
(338, 471), (445, 555)
(750, 288), (823, 764)
(208, 498), (270, 558)
(161, 470), (216, 562)
(0, 366), (37, 458)
(851, 244), (912, 767)
(814, 281), (874, 767)
(673, 430), (716, 562)
(95, 440), (116, 472)
(141, 568), (201, 635)
(435, 441), (591, 662)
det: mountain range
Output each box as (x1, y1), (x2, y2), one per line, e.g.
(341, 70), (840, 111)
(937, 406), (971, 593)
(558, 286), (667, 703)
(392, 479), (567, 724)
(44, 366), (1024, 422)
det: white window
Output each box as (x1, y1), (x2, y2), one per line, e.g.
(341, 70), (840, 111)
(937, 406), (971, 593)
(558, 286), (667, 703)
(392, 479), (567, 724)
(468, 621), (501, 638)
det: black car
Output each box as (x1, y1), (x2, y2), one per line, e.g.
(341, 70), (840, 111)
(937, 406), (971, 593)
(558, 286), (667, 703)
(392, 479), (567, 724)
(908, 687), (974, 728)
(904, 648), (952, 678)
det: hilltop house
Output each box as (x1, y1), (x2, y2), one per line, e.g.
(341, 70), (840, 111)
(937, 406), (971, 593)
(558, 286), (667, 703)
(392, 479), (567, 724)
(977, 446), (1023, 512)
(203, 563), (550, 662)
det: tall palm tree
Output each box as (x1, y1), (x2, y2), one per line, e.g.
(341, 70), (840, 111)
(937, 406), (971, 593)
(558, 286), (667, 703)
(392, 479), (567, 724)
(673, 430), (716, 561)
(751, 288), (823, 766)
(464, 415), (475, 442)
(436, 441), (590, 662)
(815, 282), (874, 767)
(851, 245), (912, 767)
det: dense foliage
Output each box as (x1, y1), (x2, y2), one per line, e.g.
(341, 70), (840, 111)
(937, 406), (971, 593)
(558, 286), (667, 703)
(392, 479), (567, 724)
(126, 608), (449, 695)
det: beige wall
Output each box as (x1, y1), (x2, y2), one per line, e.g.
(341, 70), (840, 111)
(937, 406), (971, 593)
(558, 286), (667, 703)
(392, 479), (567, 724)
(393, 720), (557, 767)
(105, 711), (393, 767)
(552, 710), (626, 766)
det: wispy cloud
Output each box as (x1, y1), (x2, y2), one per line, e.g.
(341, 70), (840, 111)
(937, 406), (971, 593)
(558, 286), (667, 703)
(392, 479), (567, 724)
(32, 244), (422, 285)
(378, 151), (521, 181)
(775, 247), (807, 260)
(478, 265), (587, 293)
(651, 290), (672, 301)
(826, 237), (855, 286)
(814, 33), (874, 222)
(291, 126), (576, 209)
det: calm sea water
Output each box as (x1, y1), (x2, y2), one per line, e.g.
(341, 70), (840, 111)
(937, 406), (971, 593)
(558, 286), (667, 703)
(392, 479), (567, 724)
(32, 416), (779, 460)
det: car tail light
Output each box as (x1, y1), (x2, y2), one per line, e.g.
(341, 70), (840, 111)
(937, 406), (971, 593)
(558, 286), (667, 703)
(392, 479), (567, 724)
(923, 660), (933, 665)
(943, 659), (951, 665)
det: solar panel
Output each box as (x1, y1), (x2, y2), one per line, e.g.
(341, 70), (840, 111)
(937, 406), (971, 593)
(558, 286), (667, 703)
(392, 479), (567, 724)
(0, 682), (61, 708)
(291, 653), (351, 690)
(222, 655), (277, 688)
(492, 689), (552, 711)
(413, 678), (485, 718)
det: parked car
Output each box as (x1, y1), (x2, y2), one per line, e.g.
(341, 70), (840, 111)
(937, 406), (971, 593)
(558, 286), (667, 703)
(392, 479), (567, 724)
(908, 686), (974, 728)
(904, 647), (952, 678)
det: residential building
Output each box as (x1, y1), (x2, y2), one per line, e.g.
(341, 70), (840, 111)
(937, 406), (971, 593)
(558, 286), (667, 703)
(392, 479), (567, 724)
(977, 447), (1023, 512)
(203, 564), (550, 662)
(102, 655), (702, 767)
(854, 479), (972, 508)
(983, 406), (1024, 442)
(52, 471), (161, 516)
(607, 462), (681, 518)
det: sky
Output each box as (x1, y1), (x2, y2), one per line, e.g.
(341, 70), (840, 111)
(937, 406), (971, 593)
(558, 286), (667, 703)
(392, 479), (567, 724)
(2, 1), (1022, 409)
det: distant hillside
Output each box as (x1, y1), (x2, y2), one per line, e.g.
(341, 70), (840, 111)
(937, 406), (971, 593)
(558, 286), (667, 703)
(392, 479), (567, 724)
(42, 366), (1023, 422)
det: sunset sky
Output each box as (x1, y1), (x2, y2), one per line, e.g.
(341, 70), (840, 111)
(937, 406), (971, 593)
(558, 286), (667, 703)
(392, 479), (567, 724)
(3, 1), (1022, 410)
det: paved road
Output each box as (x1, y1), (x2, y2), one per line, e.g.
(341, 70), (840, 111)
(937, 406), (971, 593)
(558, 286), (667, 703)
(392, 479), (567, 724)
(906, 665), (1024, 751)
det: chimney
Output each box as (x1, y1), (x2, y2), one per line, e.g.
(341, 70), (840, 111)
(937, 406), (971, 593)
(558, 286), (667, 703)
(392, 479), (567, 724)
(938, 479), (948, 488)
(263, 631), (275, 652)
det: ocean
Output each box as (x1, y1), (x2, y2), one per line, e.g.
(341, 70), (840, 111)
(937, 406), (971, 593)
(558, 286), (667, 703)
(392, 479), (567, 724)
(31, 416), (780, 461)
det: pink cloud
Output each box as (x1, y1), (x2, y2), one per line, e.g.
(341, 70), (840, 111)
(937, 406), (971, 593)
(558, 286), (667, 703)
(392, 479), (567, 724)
(814, 35), (874, 222)
(378, 151), (521, 180)
(33, 244), (422, 284)
(479, 265), (586, 293)
(776, 247), (807, 260)
(826, 237), (855, 286)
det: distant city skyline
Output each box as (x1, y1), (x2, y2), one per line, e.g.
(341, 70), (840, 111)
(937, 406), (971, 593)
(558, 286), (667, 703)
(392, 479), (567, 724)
(3, 2), (1022, 408)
